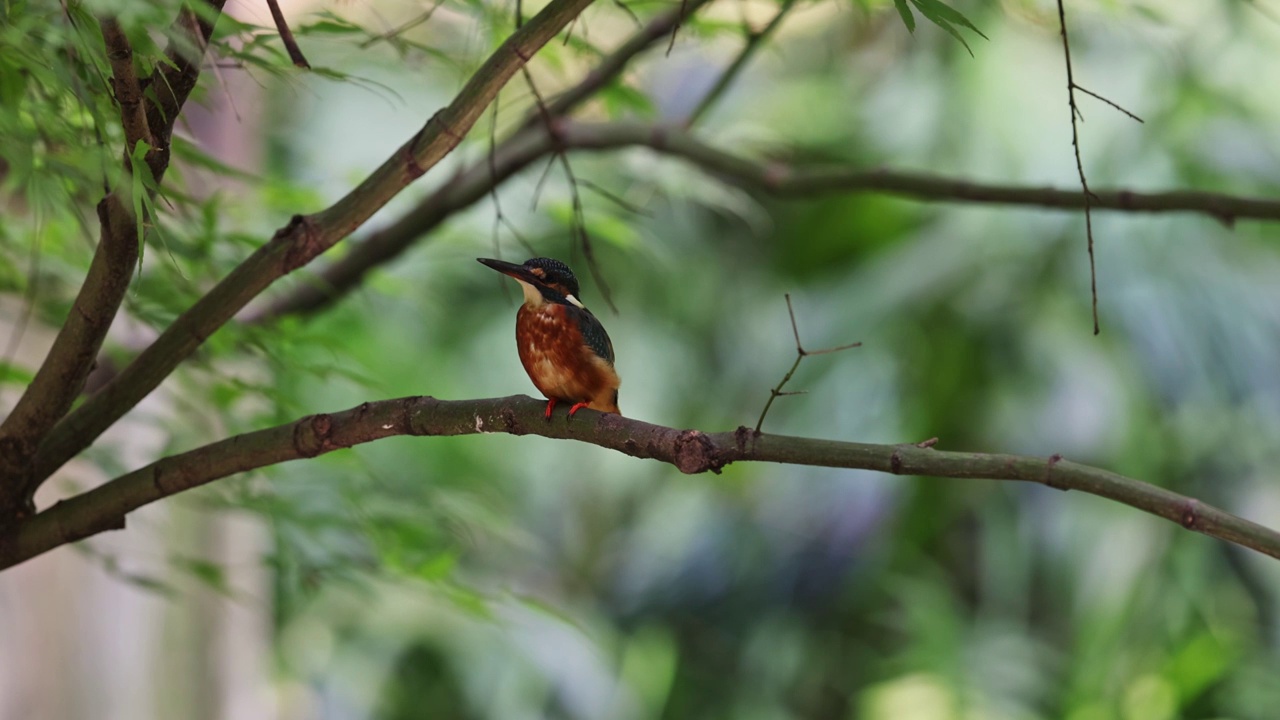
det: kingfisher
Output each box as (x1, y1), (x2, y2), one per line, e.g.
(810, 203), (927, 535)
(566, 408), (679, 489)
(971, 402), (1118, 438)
(478, 257), (621, 418)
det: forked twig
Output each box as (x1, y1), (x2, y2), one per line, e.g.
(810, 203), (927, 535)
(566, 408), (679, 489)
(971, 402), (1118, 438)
(1055, 0), (1098, 334)
(1054, 2), (1143, 335)
(754, 294), (861, 432)
(1073, 84), (1144, 123)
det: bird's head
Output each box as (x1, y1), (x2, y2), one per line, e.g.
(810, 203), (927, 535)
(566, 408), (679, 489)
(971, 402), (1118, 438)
(477, 257), (585, 309)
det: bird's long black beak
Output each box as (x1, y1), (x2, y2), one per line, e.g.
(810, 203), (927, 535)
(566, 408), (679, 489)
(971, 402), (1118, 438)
(477, 257), (542, 286)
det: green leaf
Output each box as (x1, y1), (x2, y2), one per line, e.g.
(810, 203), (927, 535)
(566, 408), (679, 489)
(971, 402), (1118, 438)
(907, 0), (986, 55)
(911, 0), (987, 39)
(893, 0), (915, 32)
(0, 362), (34, 386)
(127, 139), (156, 249)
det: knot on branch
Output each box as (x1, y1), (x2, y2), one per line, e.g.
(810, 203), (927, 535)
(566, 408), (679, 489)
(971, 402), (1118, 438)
(280, 215), (322, 273)
(294, 413), (338, 458)
(673, 429), (723, 474)
(1181, 499), (1200, 529)
(1044, 453), (1067, 490)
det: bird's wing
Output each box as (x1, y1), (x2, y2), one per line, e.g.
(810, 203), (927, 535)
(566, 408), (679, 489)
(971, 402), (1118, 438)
(568, 305), (615, 365)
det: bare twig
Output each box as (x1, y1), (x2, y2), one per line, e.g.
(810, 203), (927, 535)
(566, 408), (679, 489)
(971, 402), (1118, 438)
(1073, 84), (1143, 123)
(666, 0), (688, 55)
(359, 0), (448, 49)
(265, 0), (310, 68)
(1056, 0), (1099, 334)
(4, 395), (1280, 570)
(755, 294), (860, 432)
(687, 0), (796, 127)
(522, 65), (618, 311)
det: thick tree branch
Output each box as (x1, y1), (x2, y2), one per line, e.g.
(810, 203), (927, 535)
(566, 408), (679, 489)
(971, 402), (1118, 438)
(0, 2), (227, 521)
(28, 0), (600, 493)
(2, 395), (1277, 570)
(256, 120), (1280, 322)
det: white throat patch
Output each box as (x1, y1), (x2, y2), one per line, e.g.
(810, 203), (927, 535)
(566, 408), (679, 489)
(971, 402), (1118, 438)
(516, 279), (545, 307)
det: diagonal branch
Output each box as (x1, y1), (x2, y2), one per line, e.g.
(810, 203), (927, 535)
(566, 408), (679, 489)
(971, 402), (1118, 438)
(523, 0), (714, 129)
(28, 0), (601, 495)
(145, 0), (229, 184)
(99, 18), (155, 162)
(0, 1), (227, 522)
(253, 120), (1280, 322)
(686, 0), (797, 127)
(2, 395), (1278, 570)
(265, 0), (310, 69)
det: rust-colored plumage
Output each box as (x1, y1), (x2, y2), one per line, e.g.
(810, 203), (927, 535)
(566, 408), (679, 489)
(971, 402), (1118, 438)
(479, 257), (620, 418)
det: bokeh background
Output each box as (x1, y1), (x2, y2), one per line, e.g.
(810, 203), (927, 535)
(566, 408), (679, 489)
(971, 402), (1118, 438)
(2, 0), (1279, 718)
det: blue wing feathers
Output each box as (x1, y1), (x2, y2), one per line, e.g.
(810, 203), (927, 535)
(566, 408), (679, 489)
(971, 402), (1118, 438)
(569, 305), (615, 365)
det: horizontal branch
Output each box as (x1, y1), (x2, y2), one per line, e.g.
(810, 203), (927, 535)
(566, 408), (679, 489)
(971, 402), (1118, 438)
(29, 0), (599, 491)
(2, 395), (1277, 570)
(258, 120), (1280, 321)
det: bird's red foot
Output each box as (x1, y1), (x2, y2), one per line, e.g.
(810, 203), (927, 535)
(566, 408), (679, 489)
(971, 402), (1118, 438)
(567, 402), (591, 419)
(544, 398), (557, 421)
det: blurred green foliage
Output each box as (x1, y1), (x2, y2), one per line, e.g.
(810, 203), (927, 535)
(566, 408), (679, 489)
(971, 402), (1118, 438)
(3, 0), (1280, 718)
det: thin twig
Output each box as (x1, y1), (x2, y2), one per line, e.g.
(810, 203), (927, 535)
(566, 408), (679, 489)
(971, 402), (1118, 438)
(1073, 84), (1144, 123)
(687, 0), (797, 126)
(522, 65), (618, 312)
(1056, 0), (1099, 335)
(666, 0), (688, 55)
(359, 0), (448, 49)
(578, 179), (651, 217)
(755, 294), (861, 432)
(265, 0), (310, 68)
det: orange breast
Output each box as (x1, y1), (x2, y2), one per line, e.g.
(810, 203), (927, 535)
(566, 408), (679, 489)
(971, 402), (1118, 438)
(515, 304), (620, 413)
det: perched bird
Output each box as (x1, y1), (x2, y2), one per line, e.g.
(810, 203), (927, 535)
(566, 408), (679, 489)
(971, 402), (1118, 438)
(478, 257), (621, 418)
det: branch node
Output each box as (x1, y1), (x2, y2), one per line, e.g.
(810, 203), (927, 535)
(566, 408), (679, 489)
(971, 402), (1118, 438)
(404, 132), (428, 180)
(293, 413), (335, 458)
(890, 449), (903, 475)
(673, 429), (722, 474)
(500, 406), (520, 434)
(1181, 499), (1200, 529)
(1044, 453), (1067, 490)
(280, 214), (323, 273)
